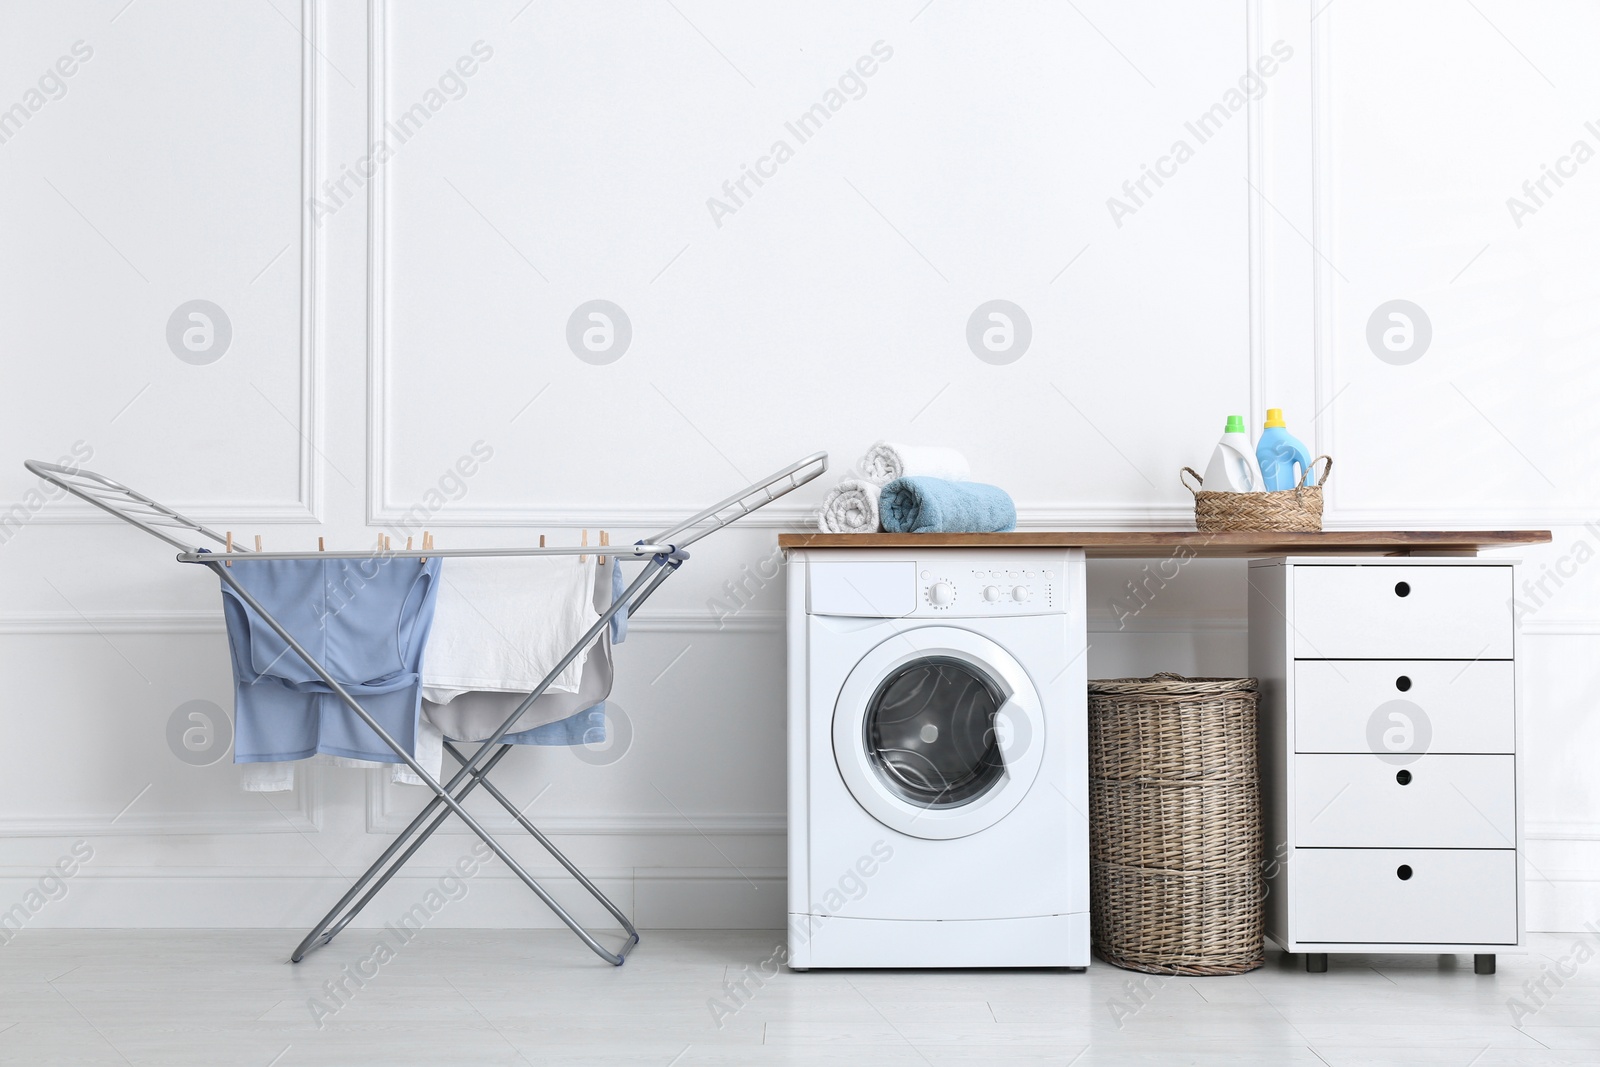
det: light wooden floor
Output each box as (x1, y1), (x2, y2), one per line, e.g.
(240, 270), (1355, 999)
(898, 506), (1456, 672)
(2, 929), (1599, 1065)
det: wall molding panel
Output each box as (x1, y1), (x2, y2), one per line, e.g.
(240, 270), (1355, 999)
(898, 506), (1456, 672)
(0, 774), (320, 838)
(32, 0), (324, 527)
(362, 1), (1249, 532)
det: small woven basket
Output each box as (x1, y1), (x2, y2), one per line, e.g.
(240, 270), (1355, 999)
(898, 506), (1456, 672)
(1180, 455), (1332, 533)
(1088, 673), (1264, 976)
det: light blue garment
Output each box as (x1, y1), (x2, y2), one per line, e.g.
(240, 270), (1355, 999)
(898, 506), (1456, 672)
(219, 556), (441, 763)
(609, 555), (628, 644)
(511, 704), (609, 746)
(879, 477), (1017, 534)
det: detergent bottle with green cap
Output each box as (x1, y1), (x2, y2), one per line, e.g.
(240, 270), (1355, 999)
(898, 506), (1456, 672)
(1256, 408), (1315, 490)
(1202, 415), (1265, 492)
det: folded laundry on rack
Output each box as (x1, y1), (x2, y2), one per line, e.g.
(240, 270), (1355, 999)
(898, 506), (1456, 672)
(859, 441), (970, 487)
(817, 478), (882, 534)
(420, 556), (597, 705)
(394, 558), (630, 783)
(219, 557), (441, 764)
(879, 476), (1017, 534)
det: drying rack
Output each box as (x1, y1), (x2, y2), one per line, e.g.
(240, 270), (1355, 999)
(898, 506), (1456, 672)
(23, 451), (828, 965)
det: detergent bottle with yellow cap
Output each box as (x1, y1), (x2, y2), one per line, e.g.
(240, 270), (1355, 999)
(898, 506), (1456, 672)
(1255, 408), (1315, 490)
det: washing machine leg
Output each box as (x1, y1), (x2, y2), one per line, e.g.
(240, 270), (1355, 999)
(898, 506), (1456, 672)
(1306, 953), (1328, 973)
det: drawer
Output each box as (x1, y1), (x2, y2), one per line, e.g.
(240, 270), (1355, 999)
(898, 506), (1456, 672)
(1294, 847), (1516, 944)
(1295, 754), (1515, 848)
(1293, 565), (1512, 660)
(1295, 660), (1514, 754)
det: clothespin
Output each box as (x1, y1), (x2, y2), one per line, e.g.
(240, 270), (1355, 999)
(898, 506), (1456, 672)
(420, 531), (431, 564)
(225, 531), (233, 567)
(318, 536), (325, 552)
(599, 529), (609, 566)
(254, 535), (262, 553)
(406, 536), (413, 551)
(580, 528), (588, 564)
(539, 534), (546, 548)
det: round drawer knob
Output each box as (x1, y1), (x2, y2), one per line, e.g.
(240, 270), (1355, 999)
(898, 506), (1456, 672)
(1396, 769), (1412, 785)
(1395, 581), (1411, 597)
(1395, 675), (1412, 692)
(1397, 864), (1413, 881)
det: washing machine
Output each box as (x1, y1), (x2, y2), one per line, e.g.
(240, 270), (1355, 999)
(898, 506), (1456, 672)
(785, 547), (1089, 969)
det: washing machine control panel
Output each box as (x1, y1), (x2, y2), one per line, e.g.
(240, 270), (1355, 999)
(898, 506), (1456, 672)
(916, 565), (1058, 615)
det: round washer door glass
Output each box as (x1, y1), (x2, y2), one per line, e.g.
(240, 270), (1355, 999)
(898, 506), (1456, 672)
(865, 656), (1004, 808)
(831, 625), (1046, 841)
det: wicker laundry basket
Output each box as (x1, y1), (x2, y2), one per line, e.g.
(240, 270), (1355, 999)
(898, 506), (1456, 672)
(1180, 455), (1332, 533)
(1088, 673), (1264, 975)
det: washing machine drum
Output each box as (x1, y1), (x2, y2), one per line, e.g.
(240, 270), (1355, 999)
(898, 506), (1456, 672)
(833, 627), (1045, 841)
(865, 657), (1005, 807)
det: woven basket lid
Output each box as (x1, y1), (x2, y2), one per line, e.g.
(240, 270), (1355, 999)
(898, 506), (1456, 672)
(1088, 672), (1257, 695)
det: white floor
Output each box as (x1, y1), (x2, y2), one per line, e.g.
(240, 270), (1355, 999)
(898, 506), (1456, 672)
(2, 929), (1599, 1065)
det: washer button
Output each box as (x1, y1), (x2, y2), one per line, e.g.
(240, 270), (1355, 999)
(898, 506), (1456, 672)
(1013, 586), (1031, 602)
(983, 586), (1002, 603)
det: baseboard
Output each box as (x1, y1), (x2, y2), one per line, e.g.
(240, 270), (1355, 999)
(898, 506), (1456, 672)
(1527, 875), (1600, 932)
(0, 865), (786, 932)
(2, 864), (1590, 932)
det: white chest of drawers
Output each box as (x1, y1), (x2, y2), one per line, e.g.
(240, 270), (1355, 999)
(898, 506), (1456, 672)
(1248, 556), (1521, 973)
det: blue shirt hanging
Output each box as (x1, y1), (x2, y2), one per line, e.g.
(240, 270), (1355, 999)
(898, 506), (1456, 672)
(219, 556), (441, 763)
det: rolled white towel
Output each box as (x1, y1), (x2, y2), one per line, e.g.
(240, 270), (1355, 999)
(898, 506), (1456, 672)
(859, 441), (970, 487)
(817, 479), (882, 533)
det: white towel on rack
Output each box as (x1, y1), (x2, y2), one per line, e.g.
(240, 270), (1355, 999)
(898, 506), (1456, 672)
(392, 559), (621, 784)
(817, 479), (883, 534)
(858, 441), (970, 487)
(420, 556), (597, 705)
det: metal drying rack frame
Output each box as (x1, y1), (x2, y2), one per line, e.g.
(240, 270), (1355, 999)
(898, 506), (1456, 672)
(23, 451), (828, 966)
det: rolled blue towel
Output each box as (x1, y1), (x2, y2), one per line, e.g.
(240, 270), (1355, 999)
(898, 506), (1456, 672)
(879, 477), (1017, 534)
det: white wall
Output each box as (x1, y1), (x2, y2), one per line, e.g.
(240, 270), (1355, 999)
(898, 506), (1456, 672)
(0, 0), (1595, 932)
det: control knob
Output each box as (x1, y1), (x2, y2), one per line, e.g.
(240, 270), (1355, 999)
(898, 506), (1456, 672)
(928, 581), (956, 607)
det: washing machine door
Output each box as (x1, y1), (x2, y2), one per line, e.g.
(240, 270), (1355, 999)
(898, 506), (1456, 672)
(832, 625), (1044, 841)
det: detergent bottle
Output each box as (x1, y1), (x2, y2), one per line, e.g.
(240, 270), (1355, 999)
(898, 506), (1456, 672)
(1255, 408), (1315, 490)
(1202, 416), (1265, 492)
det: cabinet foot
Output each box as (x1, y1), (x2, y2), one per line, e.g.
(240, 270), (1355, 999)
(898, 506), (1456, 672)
(1475, 954), (1496, 975)
(1306, 953), (1328, 973)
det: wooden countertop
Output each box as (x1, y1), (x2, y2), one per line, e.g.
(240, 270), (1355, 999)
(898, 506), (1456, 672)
(777, 530), (1551, 559)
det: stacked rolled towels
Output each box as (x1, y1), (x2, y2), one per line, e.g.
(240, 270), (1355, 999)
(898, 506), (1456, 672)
(815, 441), (1016, 534)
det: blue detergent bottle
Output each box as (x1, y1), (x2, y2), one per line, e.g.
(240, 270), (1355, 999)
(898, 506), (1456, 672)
(1256, 408), (1315, 490)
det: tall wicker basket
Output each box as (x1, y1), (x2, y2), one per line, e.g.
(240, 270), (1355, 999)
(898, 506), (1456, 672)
(1088, 673), (1264, 975)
